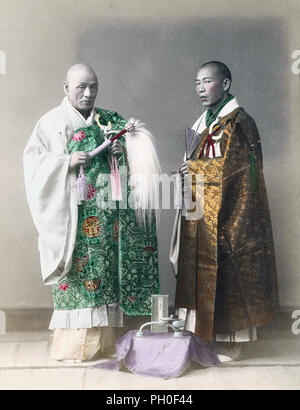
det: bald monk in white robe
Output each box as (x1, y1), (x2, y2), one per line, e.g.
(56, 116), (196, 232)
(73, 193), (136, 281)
(24, 64), (161, 362)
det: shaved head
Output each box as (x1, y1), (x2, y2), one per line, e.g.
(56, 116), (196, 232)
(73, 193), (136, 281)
(199, 61), (232, 83)
(195, 61), (232, 113)
(66, 63), (98, 84)
(64, 63), (98, 117)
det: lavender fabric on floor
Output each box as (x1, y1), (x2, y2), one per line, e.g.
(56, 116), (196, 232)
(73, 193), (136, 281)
(94, 330), (220, 378)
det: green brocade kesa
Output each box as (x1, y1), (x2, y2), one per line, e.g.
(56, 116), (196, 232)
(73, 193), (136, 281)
(52, 108), (159, 316)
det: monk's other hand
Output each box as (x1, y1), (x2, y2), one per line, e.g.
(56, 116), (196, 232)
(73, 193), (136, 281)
(178, 162), (189, 176)
(69, 151), (91, 169)
(109, 140), (124, 157)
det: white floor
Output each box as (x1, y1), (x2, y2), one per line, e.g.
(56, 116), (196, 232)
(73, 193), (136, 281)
(0, 327), (300, 390)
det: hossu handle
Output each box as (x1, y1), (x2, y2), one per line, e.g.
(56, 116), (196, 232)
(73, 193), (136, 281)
(89, 129), (128, 159)
(89, 138), (112, 159)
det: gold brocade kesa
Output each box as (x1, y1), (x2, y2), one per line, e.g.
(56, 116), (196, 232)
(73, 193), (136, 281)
(175, 108), (279, 341)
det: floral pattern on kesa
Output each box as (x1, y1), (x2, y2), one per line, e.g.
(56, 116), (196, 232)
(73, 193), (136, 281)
(72, 130), (86, 142)
(113, 220), (119, 241)
(87, 184), (96, 200)
(59, 283), (69, 291)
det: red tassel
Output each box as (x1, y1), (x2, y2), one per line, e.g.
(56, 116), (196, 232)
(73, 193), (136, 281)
(199, 125), (221, 158)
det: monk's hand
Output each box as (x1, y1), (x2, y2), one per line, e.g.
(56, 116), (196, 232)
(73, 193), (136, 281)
(69, 151), (91, 169)
(109, 140), (124, 157)
(178, 162), (189, 176)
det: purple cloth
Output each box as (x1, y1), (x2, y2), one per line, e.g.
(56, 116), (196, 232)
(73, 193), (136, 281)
(94, 330), (220, 378)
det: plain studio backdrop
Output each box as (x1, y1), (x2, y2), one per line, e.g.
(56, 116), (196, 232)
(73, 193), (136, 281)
(0, 0), (299, 318)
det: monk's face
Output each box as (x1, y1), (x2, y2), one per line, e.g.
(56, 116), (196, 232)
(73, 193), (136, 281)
(65, 67), (98, 115)
(195, 65), (229, 111)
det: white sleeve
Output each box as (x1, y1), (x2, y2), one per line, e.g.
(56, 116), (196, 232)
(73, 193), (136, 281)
(23, 118), (76, 285)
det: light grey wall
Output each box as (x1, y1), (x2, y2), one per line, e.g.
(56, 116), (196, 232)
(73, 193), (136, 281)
(0, 0), (299, 309)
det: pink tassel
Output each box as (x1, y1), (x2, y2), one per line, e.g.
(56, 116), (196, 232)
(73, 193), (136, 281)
(110, 156), (122, 201)
(77, 165), (88, 204)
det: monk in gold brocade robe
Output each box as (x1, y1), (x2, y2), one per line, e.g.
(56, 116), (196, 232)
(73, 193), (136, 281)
(170, 61), (279, 360)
